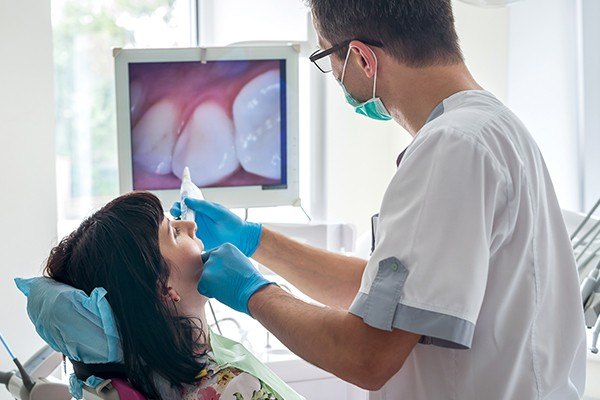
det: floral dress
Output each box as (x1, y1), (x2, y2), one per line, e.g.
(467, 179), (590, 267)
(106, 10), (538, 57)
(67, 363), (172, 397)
(179, 352), (278, 400)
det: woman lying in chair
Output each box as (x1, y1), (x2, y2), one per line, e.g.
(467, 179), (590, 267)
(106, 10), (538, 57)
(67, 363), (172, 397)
(42, 191), (299, 400)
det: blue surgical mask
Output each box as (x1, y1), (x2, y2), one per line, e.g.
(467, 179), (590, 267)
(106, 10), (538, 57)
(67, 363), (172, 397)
(338, 46), (392, 121)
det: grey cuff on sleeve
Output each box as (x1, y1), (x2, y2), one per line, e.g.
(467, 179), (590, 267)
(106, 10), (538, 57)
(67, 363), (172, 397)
(349, 257), (475, 349)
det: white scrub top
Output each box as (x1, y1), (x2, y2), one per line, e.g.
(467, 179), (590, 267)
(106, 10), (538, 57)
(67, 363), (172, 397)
(349, 90), (587, 400)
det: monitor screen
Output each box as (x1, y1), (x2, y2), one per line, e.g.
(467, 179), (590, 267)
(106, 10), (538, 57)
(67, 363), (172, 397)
(128, 59), (287, 191)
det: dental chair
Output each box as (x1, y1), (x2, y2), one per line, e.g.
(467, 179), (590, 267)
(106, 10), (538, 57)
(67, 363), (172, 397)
(565, 198), (600, 354)
(2, 277), (150, 400)
(69, 361), (146, 400)
(0, 344), (149, 400)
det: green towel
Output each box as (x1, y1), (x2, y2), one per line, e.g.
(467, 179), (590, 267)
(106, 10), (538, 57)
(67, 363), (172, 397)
(210, 330), (306, 400)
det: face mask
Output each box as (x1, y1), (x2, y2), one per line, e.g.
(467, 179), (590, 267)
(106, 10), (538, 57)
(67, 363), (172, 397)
(338, 46), (392, 121)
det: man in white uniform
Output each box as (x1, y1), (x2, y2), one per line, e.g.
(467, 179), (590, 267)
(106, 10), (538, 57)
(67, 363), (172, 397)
(175, 0), (587, 398)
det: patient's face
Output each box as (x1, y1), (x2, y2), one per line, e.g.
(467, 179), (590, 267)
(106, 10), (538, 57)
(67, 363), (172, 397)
(158, 218), (205, 286)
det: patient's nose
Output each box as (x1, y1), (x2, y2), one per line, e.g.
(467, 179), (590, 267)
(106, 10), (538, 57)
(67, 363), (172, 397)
(180, 220), (197, 237)
(172, 219), (199, 243)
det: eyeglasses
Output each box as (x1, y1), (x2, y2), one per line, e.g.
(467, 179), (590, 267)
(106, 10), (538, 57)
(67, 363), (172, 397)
(309, 39), (384, 73)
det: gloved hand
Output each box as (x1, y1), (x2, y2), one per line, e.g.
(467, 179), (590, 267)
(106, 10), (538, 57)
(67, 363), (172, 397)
(171, 198), (263, 257)
(199, 243), (274, 316)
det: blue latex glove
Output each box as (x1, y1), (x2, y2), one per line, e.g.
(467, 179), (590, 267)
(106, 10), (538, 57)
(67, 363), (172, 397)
(171, 198), (263, 257)
(199, 243), (274, 316)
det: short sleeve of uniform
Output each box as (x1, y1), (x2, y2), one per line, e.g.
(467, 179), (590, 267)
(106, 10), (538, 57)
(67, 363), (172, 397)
(349, 128), (509, 349)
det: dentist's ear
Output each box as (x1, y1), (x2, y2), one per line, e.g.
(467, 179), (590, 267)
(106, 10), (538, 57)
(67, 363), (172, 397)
(348, 40), (377, 78)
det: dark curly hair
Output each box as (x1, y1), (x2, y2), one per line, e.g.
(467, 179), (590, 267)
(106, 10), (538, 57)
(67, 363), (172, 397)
(44, 191), (206, 398)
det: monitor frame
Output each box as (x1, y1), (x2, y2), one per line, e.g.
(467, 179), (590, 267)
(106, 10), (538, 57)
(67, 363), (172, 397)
(114, 45), (300, 209)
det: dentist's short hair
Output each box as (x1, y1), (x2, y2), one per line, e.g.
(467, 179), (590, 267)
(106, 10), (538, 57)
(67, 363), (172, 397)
(307, 0), (464, 67)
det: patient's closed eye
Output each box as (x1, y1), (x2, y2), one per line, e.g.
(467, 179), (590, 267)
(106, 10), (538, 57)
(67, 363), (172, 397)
(174, 227), (181, 237)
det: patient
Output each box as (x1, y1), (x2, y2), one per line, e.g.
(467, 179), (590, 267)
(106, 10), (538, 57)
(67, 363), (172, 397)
(44, 191), (280, 400)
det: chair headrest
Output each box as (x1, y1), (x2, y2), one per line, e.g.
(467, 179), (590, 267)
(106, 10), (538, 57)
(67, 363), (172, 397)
(15, 277), (123, 364)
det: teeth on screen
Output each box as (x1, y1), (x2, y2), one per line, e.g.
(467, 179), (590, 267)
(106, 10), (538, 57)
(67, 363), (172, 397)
(129, 81), (146, 123)
(232, 70), (282, 180)
(172, 102), (240, 186)
(132, 99), (179, 175)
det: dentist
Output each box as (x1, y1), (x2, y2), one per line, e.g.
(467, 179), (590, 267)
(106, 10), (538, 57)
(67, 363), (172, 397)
(174, 0), (587, 398)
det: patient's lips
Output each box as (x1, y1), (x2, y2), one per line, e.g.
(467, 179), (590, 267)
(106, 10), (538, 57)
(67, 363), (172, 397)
(233, 70), (282, 180)
(171, 102), (240, 186)
(132, 99), (179, 175)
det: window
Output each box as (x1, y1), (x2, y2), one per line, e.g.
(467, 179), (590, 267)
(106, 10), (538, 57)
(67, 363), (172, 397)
(52, 0), (193, 236)
(53, 0), (311, 237)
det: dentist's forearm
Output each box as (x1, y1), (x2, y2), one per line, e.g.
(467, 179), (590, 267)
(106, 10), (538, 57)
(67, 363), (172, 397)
(252, 227), (366, 309)
(248, 285), (420, 390)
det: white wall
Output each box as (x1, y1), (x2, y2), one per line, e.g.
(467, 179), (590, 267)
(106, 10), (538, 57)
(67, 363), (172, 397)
(453, 1), (509, 102)
(507, 0), (581, 211)
(325, 2), (509, 236)
(199, 0), (308, 45)
(580, 0), (600, 211)
(0, 0), (57, 395)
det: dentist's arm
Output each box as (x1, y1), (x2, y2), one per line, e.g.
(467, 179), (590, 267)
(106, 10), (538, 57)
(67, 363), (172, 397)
(249, 284), (421, 391)
(173, 199), (366, 309)
(200, 244), (420, 391)
(253, 227), (366, 310)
